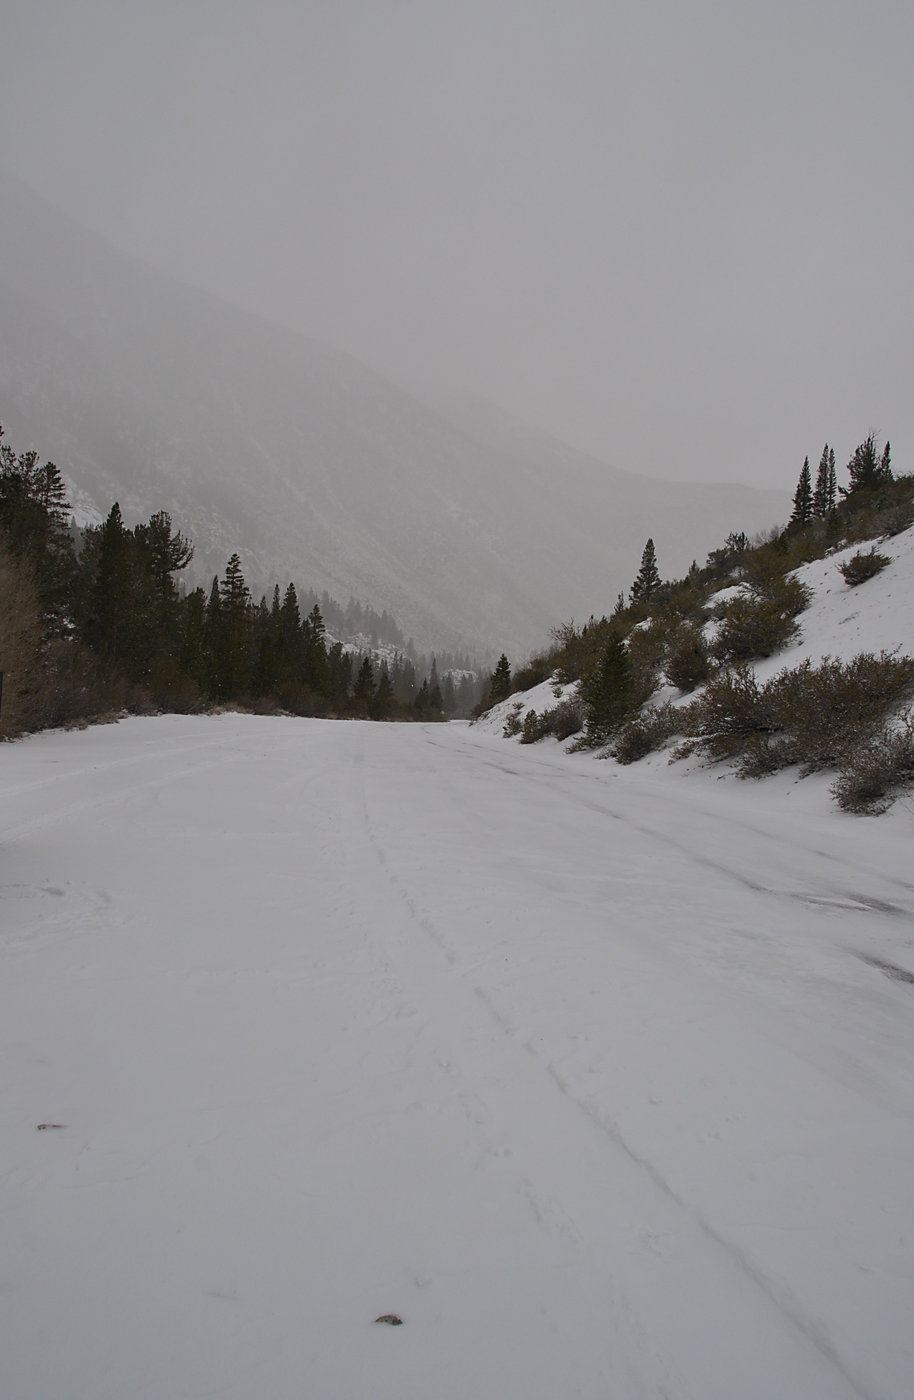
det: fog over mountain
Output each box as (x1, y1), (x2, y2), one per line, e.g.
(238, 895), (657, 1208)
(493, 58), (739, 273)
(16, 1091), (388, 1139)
(0, 175), (787, 657)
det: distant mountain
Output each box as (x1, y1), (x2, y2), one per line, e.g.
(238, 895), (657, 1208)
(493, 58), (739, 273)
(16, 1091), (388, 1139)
(0, 174), (788, 656)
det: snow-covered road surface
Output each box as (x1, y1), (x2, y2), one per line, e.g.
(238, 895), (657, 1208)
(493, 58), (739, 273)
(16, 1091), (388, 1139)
(2, 715), (913, 1399)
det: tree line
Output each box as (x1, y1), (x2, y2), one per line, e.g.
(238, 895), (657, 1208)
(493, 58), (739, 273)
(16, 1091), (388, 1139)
(0, 426), (485, 737)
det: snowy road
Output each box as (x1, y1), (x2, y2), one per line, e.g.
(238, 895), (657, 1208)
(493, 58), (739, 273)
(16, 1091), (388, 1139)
(2, 716), (913, 1399)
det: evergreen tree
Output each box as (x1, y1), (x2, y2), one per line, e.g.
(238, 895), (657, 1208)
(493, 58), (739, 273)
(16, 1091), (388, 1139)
(326, 641), (352, 708)
(629, 538), (661, 605)
(179, 585), (208, 693)
(0, 432), (76, 634)
(790, 457), (813, 528)
(369, 663), (395, 719)
(812, 445), (832, 519)
(83, 503), (135, 667)
(217, 553), (251, 698)
(427, 656), (443, 712)
(489, 653), (512, 704)
(844, 433), (890, 494)
(131, 510), (194, 680)
(302, 602), (328, 692)
(581, 635), (635, 744)
(353, 656), (374, 713)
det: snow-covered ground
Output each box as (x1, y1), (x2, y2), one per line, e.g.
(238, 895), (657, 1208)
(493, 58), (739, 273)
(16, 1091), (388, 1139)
(2, 713), (913, 1398)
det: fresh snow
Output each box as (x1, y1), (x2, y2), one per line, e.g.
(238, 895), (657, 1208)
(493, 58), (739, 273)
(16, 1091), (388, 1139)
(2, 709), (914, 1399)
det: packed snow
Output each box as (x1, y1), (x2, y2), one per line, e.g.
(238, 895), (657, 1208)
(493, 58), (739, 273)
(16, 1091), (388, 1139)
(2, 706), (913, 1398)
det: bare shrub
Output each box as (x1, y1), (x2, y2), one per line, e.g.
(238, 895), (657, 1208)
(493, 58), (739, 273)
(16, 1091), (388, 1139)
(513, 653), (554, 693)
(540, 695), (585, 740)
(503, 702), (524, 738)
(838, 548), (890, 587)
(690, 666), (775, 764)
(768, 654), (914, 773)
(876, 500), (914, 538)
(832, 716), (914, 813)
(42, 643), (129, 728)
(689, 653), (914, 781)
(665, 624), (711, 692)
(712, 577), (810, 664)
(613, 703), (685, 764)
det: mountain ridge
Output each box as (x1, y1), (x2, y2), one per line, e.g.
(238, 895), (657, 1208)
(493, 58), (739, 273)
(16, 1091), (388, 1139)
(0, 172), (788, 655)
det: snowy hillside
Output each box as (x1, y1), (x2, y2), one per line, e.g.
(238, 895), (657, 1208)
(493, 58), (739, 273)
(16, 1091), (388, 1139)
(0, 173), (788, 655)
(479, 517), (914, 810)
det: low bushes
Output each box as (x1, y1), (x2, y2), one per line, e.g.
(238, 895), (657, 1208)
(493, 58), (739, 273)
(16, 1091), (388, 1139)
(839, 548), (890, 587)
(665, 624), (711, 692)
(711, 577), (810, 664)
(511, 695), (585, 744)
(688, 653), (914, 780)
(613, 703), (685, 764)
(832, 717), (914, 813)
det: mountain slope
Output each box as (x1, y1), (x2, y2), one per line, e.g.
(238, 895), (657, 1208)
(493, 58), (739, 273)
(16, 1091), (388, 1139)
(0, 174), (788, 654)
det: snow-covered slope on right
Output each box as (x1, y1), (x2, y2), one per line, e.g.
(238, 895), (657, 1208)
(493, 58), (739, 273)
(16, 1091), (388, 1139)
(752, 527), (914, 675)
(477, 508), (914, 814)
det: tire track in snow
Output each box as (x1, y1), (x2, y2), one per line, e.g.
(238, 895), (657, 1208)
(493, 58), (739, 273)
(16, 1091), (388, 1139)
(427, 729), (914, 913)
(351, 736), (876, 1400)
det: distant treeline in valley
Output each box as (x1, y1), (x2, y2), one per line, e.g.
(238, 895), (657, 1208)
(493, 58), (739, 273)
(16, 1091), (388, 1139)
(0, 425), (488, 738)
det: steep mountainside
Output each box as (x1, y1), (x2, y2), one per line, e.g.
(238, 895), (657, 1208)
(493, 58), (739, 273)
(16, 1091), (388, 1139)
(0, 174), (788, 655)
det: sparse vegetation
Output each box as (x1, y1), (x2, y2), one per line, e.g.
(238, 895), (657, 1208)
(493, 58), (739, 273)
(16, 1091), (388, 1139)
(839, 548), (890, 587)
(476, 433), (914, 812)
(541, 695), (585, 741)
(613, 703), (684, 764)
(687, 654), (914, 779)
(664, 624), (711, 692)
(832, 717), (914, 814)
(519, 708), (547, 743)
(711, 577), (810, 664)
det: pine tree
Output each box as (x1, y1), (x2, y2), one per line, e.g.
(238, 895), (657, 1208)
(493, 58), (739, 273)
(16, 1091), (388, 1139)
(489, 653), (512, 704)
(879, 441), (893, 485)
(218, 553), (251, 698)
(812, 445), (831, 519)
(84, 503), (135, 667)
(629, 538), (661, 605)
(581, 636), (635, 743)
(302, 603), (328, 693)
(844, 434), (885, 494)
(179, 585), (208, 692)
(413, 678), (431, 714)
(353, 656), (374, 713)
(0, 434), (76, 635)
(326, 641), (352, 707)
(790, 457), (813, 528)
(369, 663), (395, 719)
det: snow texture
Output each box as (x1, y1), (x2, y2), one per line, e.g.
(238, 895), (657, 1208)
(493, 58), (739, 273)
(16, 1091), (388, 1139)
(2, 703), (913, 1399)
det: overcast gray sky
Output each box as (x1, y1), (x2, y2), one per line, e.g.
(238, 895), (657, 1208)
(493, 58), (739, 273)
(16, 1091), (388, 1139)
(2, 0), (912, 489)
